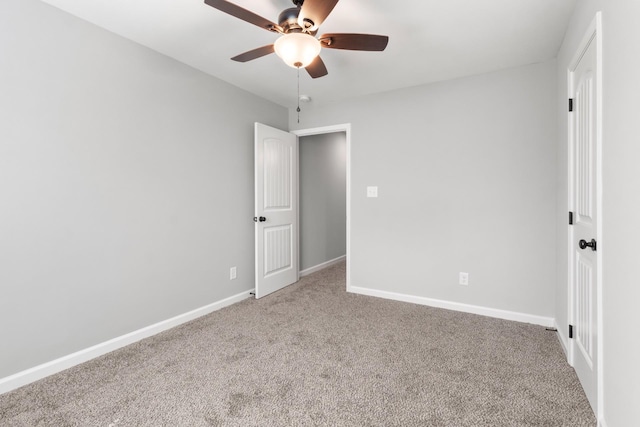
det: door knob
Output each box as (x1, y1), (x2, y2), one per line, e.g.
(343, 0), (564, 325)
(579, 239), (597, 251)
(253, 216), (266, 222)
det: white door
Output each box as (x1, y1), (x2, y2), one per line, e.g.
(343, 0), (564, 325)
(254, 123), (298, 298)
(570, 34), (599, 412)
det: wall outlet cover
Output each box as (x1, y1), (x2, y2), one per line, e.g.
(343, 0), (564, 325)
(459, 272), (469, 286)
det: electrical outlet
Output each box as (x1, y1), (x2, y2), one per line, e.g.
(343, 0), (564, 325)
(459, 272), (469, 286)
(230, 267), (237, 280)
(367, 186), (378, 198)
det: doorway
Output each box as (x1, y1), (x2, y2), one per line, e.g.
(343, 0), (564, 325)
(298, 131), (347, 275)
(292, 124), (351, 289)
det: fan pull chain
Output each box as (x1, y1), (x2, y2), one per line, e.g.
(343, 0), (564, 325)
(296, 65), (301, 123)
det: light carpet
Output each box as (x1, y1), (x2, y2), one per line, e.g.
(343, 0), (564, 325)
(0, 262), (596, 426)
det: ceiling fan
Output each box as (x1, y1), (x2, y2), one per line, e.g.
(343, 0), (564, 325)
(204, 0), (389, 78)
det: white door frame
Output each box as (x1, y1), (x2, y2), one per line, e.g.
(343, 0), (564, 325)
(291, 124), (351, 290)
(567, 11), (603, 420)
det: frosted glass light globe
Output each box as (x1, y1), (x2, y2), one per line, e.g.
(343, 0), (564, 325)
(274, 33), (321, 68)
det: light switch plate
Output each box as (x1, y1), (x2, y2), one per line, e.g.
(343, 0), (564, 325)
(367, 186), (378, 198)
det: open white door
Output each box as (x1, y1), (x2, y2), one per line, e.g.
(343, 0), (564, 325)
(254, 123), (298, 298)
(568, 16), (601, 415)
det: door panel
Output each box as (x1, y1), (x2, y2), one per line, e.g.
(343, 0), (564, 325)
(575, 71), (594, 224)
(263, 139), (292, 210)
(264, 225), (293, 276)
(576, 254), (594, 369)
(255, 123), (298, 298)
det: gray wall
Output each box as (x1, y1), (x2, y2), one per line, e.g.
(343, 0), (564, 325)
(0, 0), (287, 378)
(291, 61), (558, 318)
(556, 1), (640, 425)
(299, 133), (347, 271)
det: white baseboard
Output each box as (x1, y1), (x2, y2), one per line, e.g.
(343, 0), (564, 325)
(299, 255), (346, 277)
(0, 289), (254, 395)
(348, 286), (555, 327)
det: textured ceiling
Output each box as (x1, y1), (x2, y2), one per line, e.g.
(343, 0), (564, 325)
(39, 0), (576, 108)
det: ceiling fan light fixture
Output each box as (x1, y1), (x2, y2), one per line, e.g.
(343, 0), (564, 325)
(274, 33), (321, 68)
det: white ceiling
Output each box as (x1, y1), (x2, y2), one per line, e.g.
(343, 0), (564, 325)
(39, 0), (576, 108)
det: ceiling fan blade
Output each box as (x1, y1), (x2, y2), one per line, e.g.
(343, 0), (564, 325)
(319, 33), (389, 51)
(298, 0), (339, 30)
(306, 56), (328, 79)
(231, 45), (275, 62)
(204, 0), (282, 33)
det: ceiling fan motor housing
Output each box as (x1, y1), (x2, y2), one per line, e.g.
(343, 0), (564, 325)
(279, 7), (315, 34)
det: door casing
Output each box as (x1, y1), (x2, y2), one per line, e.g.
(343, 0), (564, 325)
(292, 124), (351, 291)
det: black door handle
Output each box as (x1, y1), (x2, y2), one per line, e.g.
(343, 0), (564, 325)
(579, 239), (597, 251)
(253, 216), (266, 222)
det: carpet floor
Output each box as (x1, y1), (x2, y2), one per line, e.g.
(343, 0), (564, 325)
(0, 262), (596, 426)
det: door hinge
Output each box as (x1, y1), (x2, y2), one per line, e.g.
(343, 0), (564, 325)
(569, 98), (574, 112)
(569, 211), (574, 225)
(569, 324), (574, 339)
